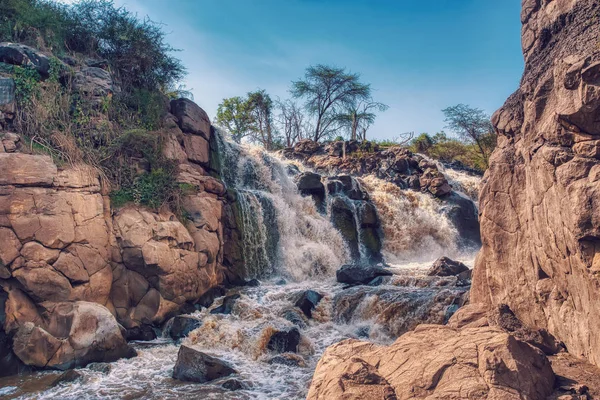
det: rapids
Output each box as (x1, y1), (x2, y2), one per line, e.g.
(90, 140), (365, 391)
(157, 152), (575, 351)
(2, 134), (480, 400)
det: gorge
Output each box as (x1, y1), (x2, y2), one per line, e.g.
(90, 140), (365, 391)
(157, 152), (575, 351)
(1, 0), (600, 399)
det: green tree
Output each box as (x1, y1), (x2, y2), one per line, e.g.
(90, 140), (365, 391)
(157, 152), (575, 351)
(412, 133), (434, 154)
(291, 64), (371, 142)
(442, 104), (496, 167)
(247, 89), (276, 150)
(337, 99), (388, 141)
(215, 96), (256, 143)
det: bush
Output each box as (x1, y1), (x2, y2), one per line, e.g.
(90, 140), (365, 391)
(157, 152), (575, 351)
(409, 131), (494, 172)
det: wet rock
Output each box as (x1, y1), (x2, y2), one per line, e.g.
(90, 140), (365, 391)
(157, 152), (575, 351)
(221, 378), (247, 391)
(440, 192), (481, 248)
(267, 353), (306, 367)
(334, 285), (468, 337)
(447, 303), (490, 329)
(0, 43), (51, 77)
(294, 290), (323, 319)
(50, 369), (83, 387)
(125, 325), (157, 341)
(336, 264), (392, 286)
(87, 362), (111, 374)
(330, 197), (360, 260)
(267, 327), (300, 353)
(308, 325), (555, 400)
(427, 257), (469, 277)
(296, 172), (325, 211)
(167, 315), (202, 340)
(196, 286), (227, 309)
(210, 294), (240, 315)
(281, 309), (308, 329)
(172, 345), (236, 383)
(245, 278), (261, 287)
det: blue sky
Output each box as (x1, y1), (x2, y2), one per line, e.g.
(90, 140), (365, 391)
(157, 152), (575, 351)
(99, 0), (524, 140)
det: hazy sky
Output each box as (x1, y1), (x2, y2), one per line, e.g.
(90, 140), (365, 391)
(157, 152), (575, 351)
(78, 0), (525, 140)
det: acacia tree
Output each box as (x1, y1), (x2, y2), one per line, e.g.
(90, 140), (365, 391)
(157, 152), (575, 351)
(338, 98), (389, 141)
(247, 89), (275, 150)
(276, 99), (305, 147)
(215, 96), (255, 143)
(291, 65), (371, 142)
(442, 104), (496, 167)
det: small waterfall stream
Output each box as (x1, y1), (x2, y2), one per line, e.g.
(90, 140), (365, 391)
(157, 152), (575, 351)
(5, 133), (481, 400)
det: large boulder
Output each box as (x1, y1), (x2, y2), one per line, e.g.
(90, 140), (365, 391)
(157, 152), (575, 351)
(440, 191), (481, 248)
(295, 172), (325, 210)
(166, 315), (202, 340)
(266, 327), (300, 353)
(427, 256), (470, 277)
(307, 325), (555, 400)
(172, 345), (236, 383)
(0, 42), (51, 77)
(170, 98), (211, 140)
(12, 302), (135, 370)
(72, 67), (116, 101)
(336, 264), (392, 286)
(471, 0), (600, 367)
(294, 290), (323, 319)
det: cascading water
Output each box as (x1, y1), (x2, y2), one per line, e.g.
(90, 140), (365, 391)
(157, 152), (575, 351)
(6, 134), (481, 400)
(214, 131), (349, 281)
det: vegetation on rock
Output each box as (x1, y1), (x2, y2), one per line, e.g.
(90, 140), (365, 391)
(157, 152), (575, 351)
(0, 0), (191, 211)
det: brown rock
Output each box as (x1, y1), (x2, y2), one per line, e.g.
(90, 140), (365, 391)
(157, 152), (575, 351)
(0, 154), (57, 186)
(183, 134), (210, 165)
(13, 262), (72, 302)
(472, 0), (600, 367)
(12, 302), (133, 370)
(307, 325), (555, 400)
(0, 227), (21, 266)
(20, 242), (60, 264)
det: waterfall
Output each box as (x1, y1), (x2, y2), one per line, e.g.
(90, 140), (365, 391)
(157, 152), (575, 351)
(213, 130), (349, 281)
(360, 175), (461, 263)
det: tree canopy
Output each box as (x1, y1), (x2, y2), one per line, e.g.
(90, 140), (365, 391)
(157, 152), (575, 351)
(291, 65), (372, 142)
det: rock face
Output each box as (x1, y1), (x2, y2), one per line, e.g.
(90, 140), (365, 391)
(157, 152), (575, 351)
(307, 324), (555, 400)
(472, 0), (600, 366)
(0, 100), (230, 374)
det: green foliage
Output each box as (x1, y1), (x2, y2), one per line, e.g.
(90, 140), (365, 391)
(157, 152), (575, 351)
(110, 89), (167, 131)
(110, 168), (176, 209)
(442, 104), (495, 168)
(0, 0), (70, 52)
(291, 64), (371, 142)
(409, 131), (494, 172)
(0, 0), (185, 92)
(216, 96), (256, 143)
(13, 65), (41, 104)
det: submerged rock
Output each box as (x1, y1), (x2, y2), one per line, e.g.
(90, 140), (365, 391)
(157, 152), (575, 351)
(294, 290), (323, 319)
(196, 286), (227, 309)
(166, 316), (202, 340)
(210, 294), (241, 315)
(336, 264), (392, 286)
(267, 327), (301, 353)
(125, 325), (157, 342)
(172, 345), (236, 383)
(427, 256), (469, 277)
(221, 378), (248, 391)
(267, 353), (307, 367)
(50, 369), (83, 387)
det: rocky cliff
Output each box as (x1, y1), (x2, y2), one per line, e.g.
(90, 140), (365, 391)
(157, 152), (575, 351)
(472, 0), (600, 366)
(0, 93), (230, 372)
